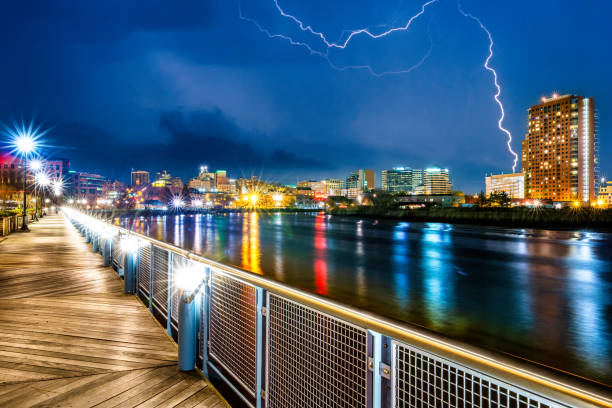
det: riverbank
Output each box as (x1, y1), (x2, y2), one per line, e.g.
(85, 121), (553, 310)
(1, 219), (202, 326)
(90, 207), (319, 218)
(330, 207), (612, 230)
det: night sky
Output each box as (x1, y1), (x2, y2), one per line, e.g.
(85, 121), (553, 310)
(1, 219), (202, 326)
(0, 0), (610, 192)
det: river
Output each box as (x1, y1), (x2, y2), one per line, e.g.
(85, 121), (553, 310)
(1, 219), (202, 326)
(118, 211), (612, 386)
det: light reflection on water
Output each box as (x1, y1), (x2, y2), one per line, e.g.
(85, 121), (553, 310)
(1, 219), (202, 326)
(120, 212), (612, 385)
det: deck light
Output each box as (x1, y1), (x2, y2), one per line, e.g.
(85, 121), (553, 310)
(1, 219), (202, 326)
(175, 265), (205, 292)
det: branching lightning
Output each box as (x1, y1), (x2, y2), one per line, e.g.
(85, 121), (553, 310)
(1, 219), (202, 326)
(238, 0), (438, 77)
(239, 0), (519, 171)
(457, 1), (518, 172)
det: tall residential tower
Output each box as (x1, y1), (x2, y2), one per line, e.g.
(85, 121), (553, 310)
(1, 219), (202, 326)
(521, 94), (598, 202)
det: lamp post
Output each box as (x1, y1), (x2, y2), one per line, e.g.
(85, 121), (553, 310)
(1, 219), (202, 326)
(14, 136), (36, 231)
(34, 171), (50, 219)
(6, 121), (45, 231)
(30, 160), (42, 220)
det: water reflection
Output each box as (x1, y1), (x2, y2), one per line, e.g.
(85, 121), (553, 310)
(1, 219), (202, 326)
(120, 213), (612, 385)
(241, 212), (261, 274)
(314, 212), (328, 295)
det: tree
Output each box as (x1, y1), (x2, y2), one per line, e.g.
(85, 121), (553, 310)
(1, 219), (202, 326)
(371, 190), (397, 211)
(489, 191), (511, 207)
(476, 191), (488, 207)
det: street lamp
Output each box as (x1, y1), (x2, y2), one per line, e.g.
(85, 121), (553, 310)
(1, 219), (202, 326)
(14, 136), (36, 231)
(5, 121), (46, 231)
(34, 171), (50, 219)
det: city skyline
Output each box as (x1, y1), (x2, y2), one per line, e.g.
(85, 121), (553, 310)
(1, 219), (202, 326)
(0, 1), (610, 192)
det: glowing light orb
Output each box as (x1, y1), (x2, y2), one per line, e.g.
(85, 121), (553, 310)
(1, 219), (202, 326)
(175, 265), (205, 292)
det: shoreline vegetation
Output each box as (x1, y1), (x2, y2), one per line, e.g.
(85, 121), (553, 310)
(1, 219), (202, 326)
(87, 206), (612, 230)
(329, 207), (612, 230)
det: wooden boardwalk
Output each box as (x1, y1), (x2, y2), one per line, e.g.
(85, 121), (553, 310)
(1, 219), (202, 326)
(0, 215), (227, 407)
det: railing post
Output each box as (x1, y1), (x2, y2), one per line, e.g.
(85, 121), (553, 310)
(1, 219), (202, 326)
(102, 237), (111, 267)
(255, 287), (266, 408)
(369, 330), (391, 408)
(167, 251), (172, 336)
(124, 252), (137, 294)
(149, 245), (154, 311)
(92, 232), (99, 252)
(200, 267), (211, 377)
(178, 289), (197, 371)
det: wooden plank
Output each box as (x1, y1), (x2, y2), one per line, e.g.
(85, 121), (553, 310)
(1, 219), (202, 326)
(0, 215), (226, 407)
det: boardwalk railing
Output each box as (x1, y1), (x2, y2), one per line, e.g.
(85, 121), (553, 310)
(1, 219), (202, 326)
(62, 208), (612, 408)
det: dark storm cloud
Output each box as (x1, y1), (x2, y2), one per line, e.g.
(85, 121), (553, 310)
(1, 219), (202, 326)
(0, 0), (610, 191)
(50, 108), (330, 181)
(1, 0), (214, 43)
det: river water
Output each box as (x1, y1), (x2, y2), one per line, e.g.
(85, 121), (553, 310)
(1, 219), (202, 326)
(119, 212), (612, 386)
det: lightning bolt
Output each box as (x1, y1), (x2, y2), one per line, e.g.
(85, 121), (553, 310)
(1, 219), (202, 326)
(457, 1), (519, 172)
(240, 0), (518, 171)
(238, 0), (438, 77)
(271, 0), (438, 49)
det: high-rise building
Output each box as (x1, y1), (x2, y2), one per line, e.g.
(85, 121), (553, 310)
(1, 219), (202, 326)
(324, 179), (344, 195)
(131, 170), (150, 187)
(423, 168), (451, 195)
(485, 173), (525, 199)
(346, 169), (375, 191)
(522, 94), (598, 202)
(382, 167), (422, 193)
(215, 170), (228, 186)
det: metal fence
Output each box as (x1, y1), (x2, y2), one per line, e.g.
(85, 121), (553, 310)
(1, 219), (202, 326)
(64, 209), (612, 408)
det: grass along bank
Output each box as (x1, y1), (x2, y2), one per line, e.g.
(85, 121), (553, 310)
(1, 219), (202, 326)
(330, 206), (612, 230)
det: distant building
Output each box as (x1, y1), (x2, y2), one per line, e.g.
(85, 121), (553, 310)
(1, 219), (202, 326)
(102, 180), (125, 205)
(382, 167), (424, 193)
(298, 180), (325, 194)
(215, 170), (228, 186)
(131, 170), (150, 187)
(69, 171), (106, 203)
(346, 169), (375, 191)
(336, 188), (362, 200)
(171, 177), (183, 189)
(485, 173), (525, 199)
(188, 178), (214, 191)
(423, 167), (451, 195)
(522, 93), (599, 202)
(397, 194), (463, 208)
(152, 170), (173, 187)
(598, 181), (612, 207)
(0, 152), (24, 202)
(324, 179), (344, 195)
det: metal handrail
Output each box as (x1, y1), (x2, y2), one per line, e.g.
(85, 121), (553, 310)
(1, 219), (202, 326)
(88, 210), (612, 407)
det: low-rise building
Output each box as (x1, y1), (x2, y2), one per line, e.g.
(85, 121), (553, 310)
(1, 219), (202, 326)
(68, 171), (107, 203)
(485, 173), (525, 199)
(597, 181), (612, 208)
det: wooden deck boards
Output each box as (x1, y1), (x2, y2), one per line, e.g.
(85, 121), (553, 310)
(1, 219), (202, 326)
(0, 215), (227, 407)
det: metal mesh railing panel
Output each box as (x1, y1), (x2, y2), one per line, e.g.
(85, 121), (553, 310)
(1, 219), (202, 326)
(152, 246), (169, 313)
(266, 293), (369, 408)
(111, 235), (121, 271)
(209, 272), (257, 395)
(392, 341), (563, 408)
(137, 243), (151, 295)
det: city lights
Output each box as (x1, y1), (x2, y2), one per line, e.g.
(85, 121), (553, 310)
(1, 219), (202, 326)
(30, 159), (42, 171)
(35, 172), (51, 187)
(52, 179), (63, 196)
(171, 196), (185, 209)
